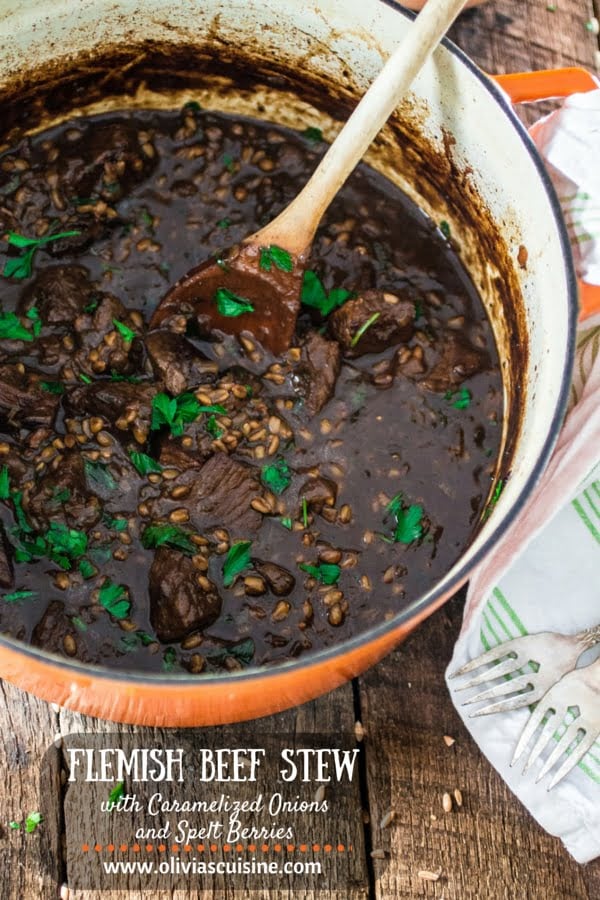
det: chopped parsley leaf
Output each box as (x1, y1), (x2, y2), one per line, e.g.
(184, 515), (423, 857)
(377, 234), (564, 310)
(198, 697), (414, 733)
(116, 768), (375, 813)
(351, 311), (381, 348)
(483, 478), (504, 521)
(217, 217), (231, 229)
(3, 231), (81, 280)
(98, 580), (131, 619)
(302, 126), (323, 144)
(3, 590), (36, 603)
(0, 309), (38, 342)
(301, 271), (352, 317)
(214, 287), (254, 318)
(445, 387), (472, 410)
(129, 450), (163, 476)
(9, 821), (20, 830)
(302, 497), (309, 528)
(84, 459), (116, 491)
(205, 414), (223, 439)
(112, 319), (136, 343)
(78, 559), (97, 580)
(40, 381), (64, 394)
(280, 517), (293, 530)
(71, 616), (88, 631)
(386, 493), (424, 544)
(141, 523), (196, 555)
(222, 540), (253, 587)
(222, 153), (236, 173)
(299, 562), (341, 585)
(0, 466), (9, 500)
(45, 522), (88, 569)
(163, 646), (178, 671)
(151, 392), (226, 437)
(107, 782), (125, 811)
(259, 245), (293, 273)
(24, 812), (43, 833)
(261, 458), (291, 495)
(79, 373), (92, 384)
(439, 220), (451, 239)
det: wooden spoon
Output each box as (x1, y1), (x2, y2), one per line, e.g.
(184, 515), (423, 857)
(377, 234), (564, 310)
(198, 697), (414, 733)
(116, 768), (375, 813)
(150, 0), (467, 353)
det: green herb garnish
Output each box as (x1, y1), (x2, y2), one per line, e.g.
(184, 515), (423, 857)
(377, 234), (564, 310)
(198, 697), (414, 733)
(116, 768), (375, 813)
(302, 126), (323, 144)
(217, 217), (231, 229)
(207, 636), (255, 666)
(106, 517), (128, 532)
(9, 821), (20, 830)
(280, 517), (293, 530)
(151, 392), (226, 437)
(163, 646), (177, 671)
(440, 220), (451, 239)
(222, 540), (253, 587)
(10, 490), (33, 534)
(71, 616), (88, 631)
(107, 782), (125, 811)
(215, 287), (254, 318)
(112, 319), (136, 343)
(129, 451), (163, 476)
(483, 478), (504, 521)
(259, 245), (293, 273)
(445, 387), (472, 410)
(24, 812), (43, 834)
(3, 231), (80, 280)
(299, 562), (341, 585)
(350, 311), (381, 348)
(79, 373), (92, 384)
(206, 414), (223, 439)
(45, 522), (88, 569)
(222, 153), (236, 173)
(84, 298), (100, 313)
(40, 381), (64, 395)
(0, 309), (38, 342)
(0, 466), (9, 500)
(78, 559), (97, 580)
(386, 493), (424, 544)
(261, 458), (291, 495)
(302, 497), (309, 528)
(141, 523), (196, 555)
(301, 271), (352, 317)
(3, 590), (36, 603)
(98, 580), (131, 619)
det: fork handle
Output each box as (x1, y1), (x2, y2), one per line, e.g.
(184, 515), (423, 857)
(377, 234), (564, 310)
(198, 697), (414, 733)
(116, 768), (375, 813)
(578, 625), (600, 649)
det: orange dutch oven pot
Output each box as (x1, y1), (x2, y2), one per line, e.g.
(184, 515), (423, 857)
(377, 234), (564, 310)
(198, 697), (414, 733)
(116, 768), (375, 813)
(0, 0), (598, 725)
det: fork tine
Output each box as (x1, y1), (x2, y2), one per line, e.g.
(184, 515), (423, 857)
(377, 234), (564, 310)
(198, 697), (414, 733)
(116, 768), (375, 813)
(511, 702), (556, 766)
(547, 731), (600, 790)
(469, 689), (539, 717)
(453, 656), (523, 690)
(523, 709), (566, 773)
(449, 645), (518, 678)
(535, 721), (584, 782)
(461, 673), (534, 707)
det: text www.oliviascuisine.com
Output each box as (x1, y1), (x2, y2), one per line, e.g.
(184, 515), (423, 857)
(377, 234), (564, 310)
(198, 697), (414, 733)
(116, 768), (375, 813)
(102, 856), (323, 877)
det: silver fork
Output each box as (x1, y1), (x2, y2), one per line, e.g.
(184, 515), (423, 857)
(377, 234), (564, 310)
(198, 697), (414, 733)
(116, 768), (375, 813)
(511, 656), (600, 789)
(448, 625), (600, 716)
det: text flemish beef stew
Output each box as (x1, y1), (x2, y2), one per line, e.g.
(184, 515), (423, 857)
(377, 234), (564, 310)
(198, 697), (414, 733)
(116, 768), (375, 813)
(0, 105), (502, 673)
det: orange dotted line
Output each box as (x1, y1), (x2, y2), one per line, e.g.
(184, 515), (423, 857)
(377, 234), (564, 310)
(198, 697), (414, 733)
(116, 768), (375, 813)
(81, 842), (352, 853)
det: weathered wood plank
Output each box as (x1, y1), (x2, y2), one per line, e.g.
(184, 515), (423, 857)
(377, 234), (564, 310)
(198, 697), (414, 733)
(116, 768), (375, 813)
(359, 594), (600, 899)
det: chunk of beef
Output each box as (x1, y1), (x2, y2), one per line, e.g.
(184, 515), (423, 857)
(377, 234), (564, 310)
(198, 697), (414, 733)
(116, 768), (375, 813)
(148, 453), (263, 536)
(23, 450), (102, 531)
(329, 290), (414, 357)
(253, 561), (295, 597)
(58, 121), (157, 202)
(18, 264), (95, 324)
(31, 600), (70, 655)
(0, 522), (14, 589)
(149, 547), (221, 642)
(295, 332), (340, 415)
(299, 476), (338, 512)
(66, 381), (156, 443)
(420, 333), (489, 393)
(71, 294), (143, 377)
(157, 436), (207, 470)
(146, 331), (218, 395)
(0, 364), (60, 428)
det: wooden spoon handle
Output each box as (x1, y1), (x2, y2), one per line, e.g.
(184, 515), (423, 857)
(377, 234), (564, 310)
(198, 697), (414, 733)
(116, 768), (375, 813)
(254, 0), (467, 254)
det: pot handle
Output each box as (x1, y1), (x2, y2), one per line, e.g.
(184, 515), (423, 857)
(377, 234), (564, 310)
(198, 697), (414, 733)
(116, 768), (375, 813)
(492, 66), (600, 320)
(492, 66), (599, 103)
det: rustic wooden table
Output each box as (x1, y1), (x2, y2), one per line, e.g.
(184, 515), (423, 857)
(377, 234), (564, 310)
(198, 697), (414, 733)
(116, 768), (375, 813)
(1, 2), (599, 898)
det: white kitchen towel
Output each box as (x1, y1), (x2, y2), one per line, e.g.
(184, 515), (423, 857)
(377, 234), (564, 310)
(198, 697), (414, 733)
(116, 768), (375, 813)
(446, 90), (600, 864)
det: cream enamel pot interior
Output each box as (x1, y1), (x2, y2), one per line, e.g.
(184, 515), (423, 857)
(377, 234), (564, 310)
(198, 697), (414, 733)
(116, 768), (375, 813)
(0, 0), (577, 726)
